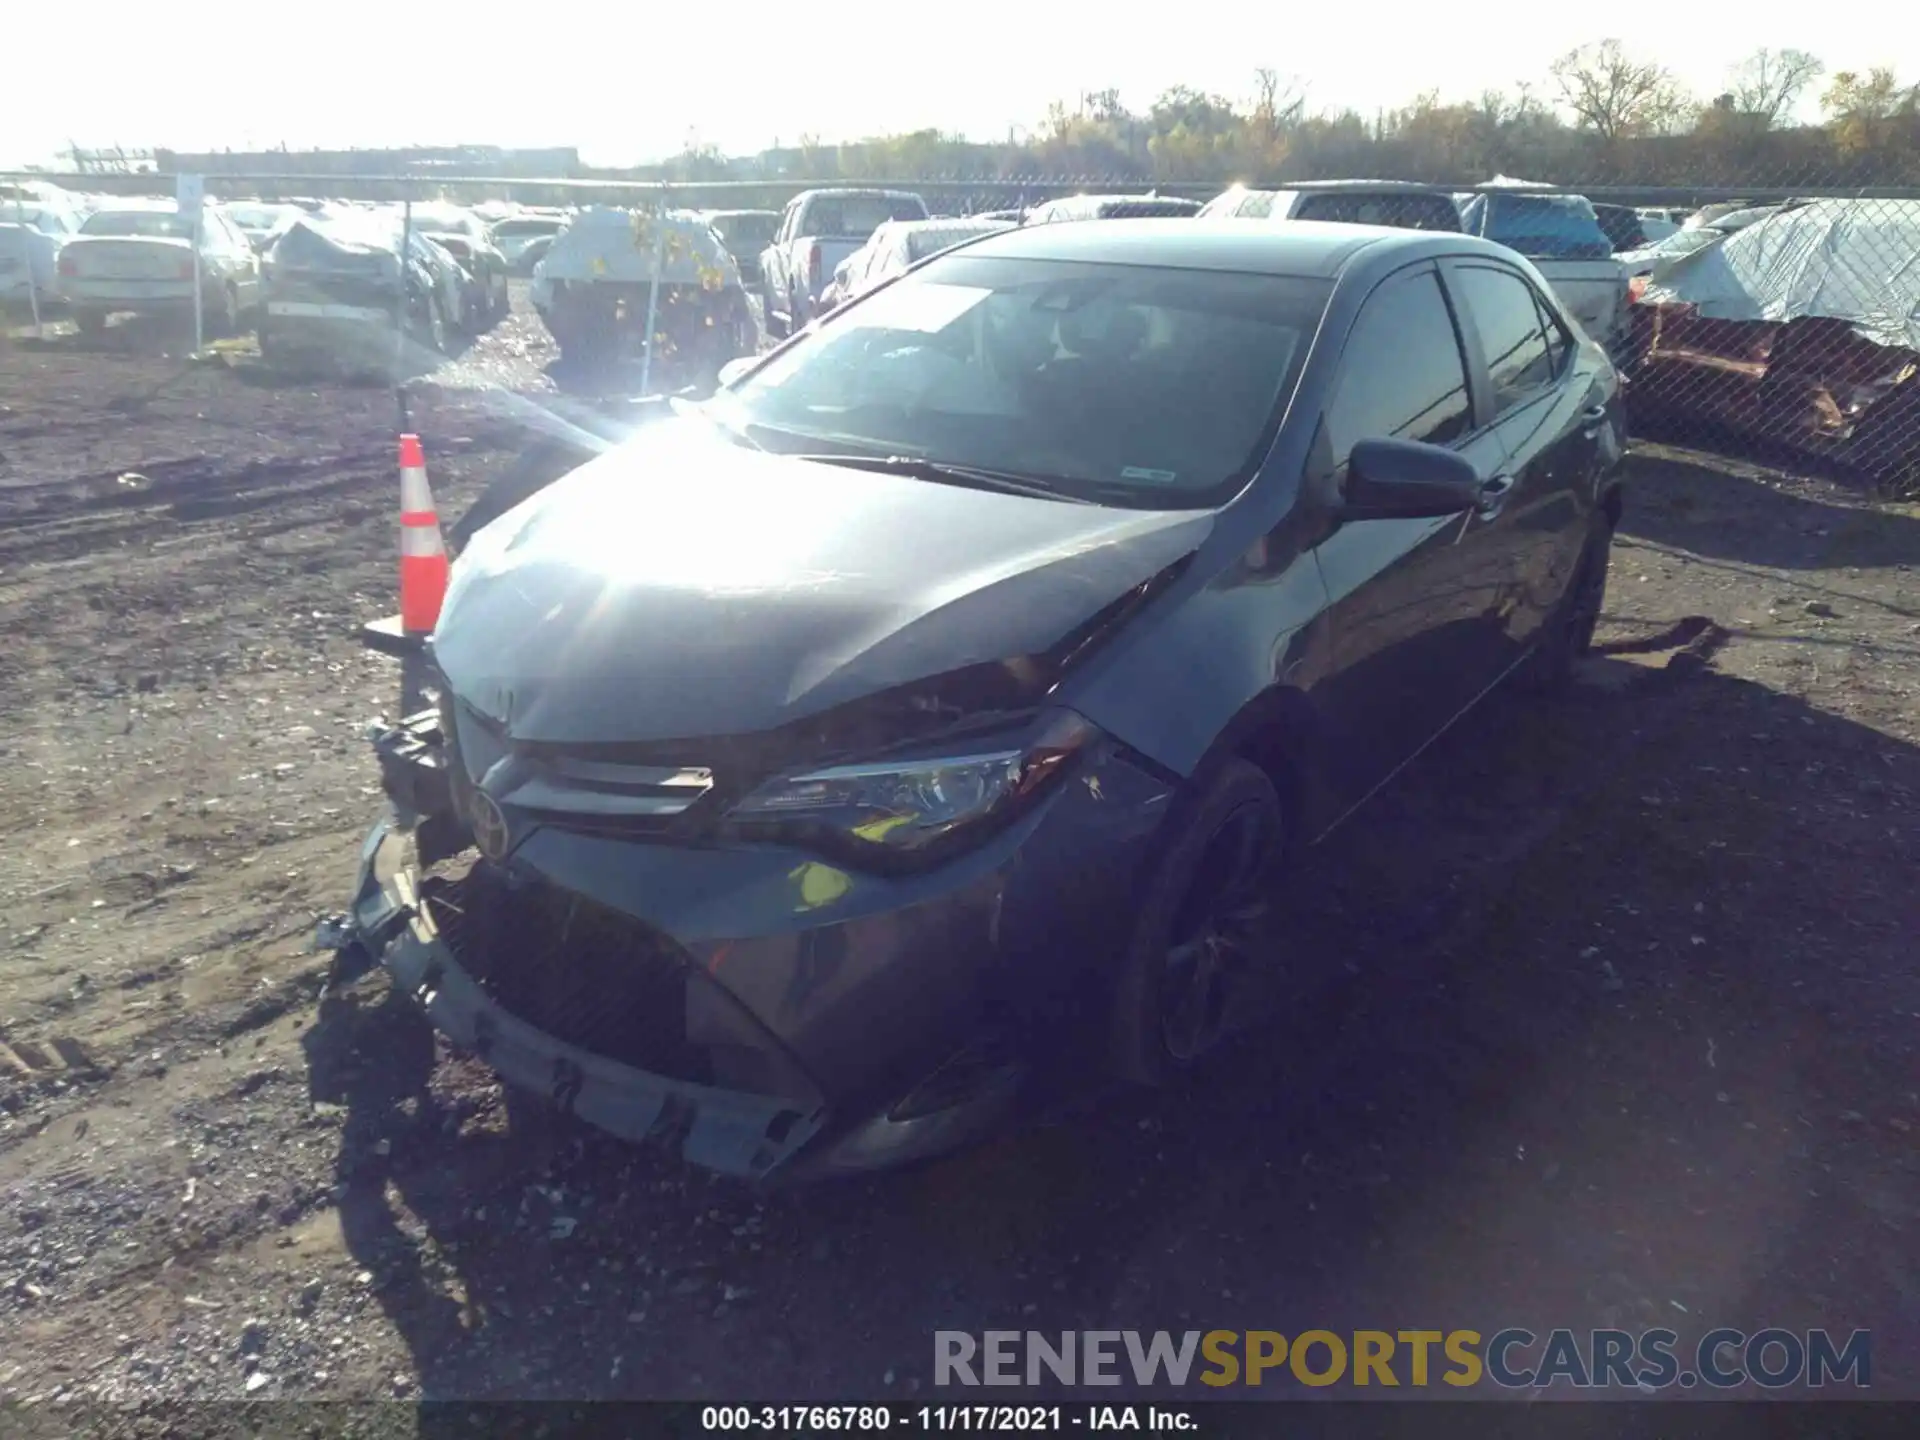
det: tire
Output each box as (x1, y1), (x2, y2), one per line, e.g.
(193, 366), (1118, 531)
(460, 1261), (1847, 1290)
(1109, 756), (1288, 1087)
(1520, 512), (1615, 695)
(73, 308), (107, 337)
(761, 283), (785, 339)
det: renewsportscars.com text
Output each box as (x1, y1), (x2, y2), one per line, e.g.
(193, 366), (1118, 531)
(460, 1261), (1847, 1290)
(934, 1328), (1871, 1390)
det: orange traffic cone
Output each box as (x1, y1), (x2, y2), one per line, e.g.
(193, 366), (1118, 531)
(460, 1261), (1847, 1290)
(397, 434), (450, 635)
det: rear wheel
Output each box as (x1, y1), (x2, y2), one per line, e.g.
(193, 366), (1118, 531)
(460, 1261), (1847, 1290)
(1521, 512), (1615, 694)
(73, 308), (107, 338)
(1109, 756), (1288, 1086)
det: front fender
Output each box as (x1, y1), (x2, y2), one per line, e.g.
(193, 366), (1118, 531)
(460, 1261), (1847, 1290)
(1058, 548), (1334, 782)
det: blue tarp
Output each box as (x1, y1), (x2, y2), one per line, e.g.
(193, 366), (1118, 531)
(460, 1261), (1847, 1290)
(1458, 192), (1613, 260)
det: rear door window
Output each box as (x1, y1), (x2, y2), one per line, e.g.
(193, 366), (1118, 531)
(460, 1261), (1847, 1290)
(1447, 265), (1556, 417)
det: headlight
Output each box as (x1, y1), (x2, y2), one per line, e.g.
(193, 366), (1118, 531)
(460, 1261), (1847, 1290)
(725, 709), (1096, 861)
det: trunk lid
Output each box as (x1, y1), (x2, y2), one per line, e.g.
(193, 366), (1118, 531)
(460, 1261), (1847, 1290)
(61, 236), (195, 281)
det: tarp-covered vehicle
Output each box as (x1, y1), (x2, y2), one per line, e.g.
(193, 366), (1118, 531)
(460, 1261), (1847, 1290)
(1628, 198), (1920, 494)
(258, 211), (461, 376)
(531, 208), (756, 379)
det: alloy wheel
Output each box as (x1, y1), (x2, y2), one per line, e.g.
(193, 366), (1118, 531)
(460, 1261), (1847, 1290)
(1158, 798), (1280, 1063)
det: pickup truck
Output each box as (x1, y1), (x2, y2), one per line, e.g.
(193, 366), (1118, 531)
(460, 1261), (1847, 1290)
(1456, 190), (1631, 360)
(758, 188), (928, 337)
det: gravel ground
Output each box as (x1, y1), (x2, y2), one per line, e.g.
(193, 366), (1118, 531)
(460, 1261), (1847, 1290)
(1, 291), (1917, 1414)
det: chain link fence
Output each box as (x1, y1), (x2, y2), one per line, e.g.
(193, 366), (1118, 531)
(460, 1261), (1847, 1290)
(4, 164), (1918, 496)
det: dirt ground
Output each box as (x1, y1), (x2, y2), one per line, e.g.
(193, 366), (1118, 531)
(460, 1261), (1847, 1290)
(1, 294), (1916, 1413)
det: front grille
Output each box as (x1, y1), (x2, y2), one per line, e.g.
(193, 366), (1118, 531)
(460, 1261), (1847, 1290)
(421, 860), (710, 1084)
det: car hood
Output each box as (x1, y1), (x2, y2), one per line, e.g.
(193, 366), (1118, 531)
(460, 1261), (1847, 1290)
(434, 419), (1213, 744)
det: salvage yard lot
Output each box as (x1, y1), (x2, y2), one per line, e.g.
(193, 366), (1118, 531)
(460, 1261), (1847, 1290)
(1, 306), (1917, 1405)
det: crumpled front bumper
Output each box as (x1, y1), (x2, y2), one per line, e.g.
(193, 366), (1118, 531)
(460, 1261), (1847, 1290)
(325, 815), (827, 1179)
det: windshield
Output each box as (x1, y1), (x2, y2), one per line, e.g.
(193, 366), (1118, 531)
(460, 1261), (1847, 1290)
(224, 205), (294, 232)
(411, 209), (484, 239)
(801, 195), (928, 238)
(79, 210), (193, 239)
(717, 254), (1329, 507)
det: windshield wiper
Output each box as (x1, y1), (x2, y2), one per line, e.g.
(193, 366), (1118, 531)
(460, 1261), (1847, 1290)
(788, 453), (1095, 504)
(671, 396), (770, 452)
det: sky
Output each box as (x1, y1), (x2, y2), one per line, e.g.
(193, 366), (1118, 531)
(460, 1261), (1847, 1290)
(5, 2), (1915, 169)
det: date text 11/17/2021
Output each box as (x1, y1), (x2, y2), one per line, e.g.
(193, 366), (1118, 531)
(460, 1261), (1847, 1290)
(701, 1406), (1198, 1431)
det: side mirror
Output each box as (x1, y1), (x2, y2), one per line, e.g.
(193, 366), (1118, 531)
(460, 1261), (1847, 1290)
(1340, 437), (1487, 520)
(716, 356), (757, 388)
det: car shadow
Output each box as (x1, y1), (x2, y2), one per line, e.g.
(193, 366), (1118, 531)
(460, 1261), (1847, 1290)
(303, 643), (1920, 1401)
(1620, 444), (1920, 573)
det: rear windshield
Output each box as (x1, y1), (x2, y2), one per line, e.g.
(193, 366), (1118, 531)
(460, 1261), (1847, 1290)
(80, 210), (193, 239)
(710, 214), (780, 251)
(1291, 192), (1460, 231)
(800, 196), (928, 238)
(719, 255), (1331, 507)
(1458, 192), (1612, 259)
(268, 221), (400, 270)
(1093, 199), (1204, 220)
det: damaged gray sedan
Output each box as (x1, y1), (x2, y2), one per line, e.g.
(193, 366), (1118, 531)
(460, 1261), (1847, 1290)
(326, 220), (1626, 1180)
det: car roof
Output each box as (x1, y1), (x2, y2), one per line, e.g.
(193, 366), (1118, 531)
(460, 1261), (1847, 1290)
(958, 217), (1507, 278)
(793, 188), (925, 201)
(1274, 178), (1455, 194)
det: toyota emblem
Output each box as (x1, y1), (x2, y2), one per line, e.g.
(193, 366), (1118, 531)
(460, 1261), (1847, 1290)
(467, 788), (512, 862)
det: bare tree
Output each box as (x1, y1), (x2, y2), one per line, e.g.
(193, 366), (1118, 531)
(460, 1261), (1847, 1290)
(1251, 68), (1306, 137)
(1728, 48), (1825, 127)
(1550, 39), (1691, 141)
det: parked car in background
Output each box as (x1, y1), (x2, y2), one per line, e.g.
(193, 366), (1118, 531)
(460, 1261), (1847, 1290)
(532, 207), (756, 380)
(0, 204), (78, 316)
(819, 216), (1017, 311)
(410, 206), (512, 329)
(332, 218), (1626, 1179)
(758, 188), (930, 337)
(1199, 180), (1460, 231)
(1456, 189), (1630, 358)
(698, 209), (781, 286)
(1022, 194), (1204, 225)
(258, 210), (460, 374)
(423, 230), (512, 329)
(57, 202), (262, 337)
(223, 202), (303, 253)
(515, 233), (555, 273)
(492, 212), (570, 272)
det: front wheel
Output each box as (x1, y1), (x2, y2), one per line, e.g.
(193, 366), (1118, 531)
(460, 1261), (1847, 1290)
(1109, 756), (1288, 1086)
